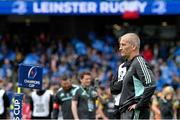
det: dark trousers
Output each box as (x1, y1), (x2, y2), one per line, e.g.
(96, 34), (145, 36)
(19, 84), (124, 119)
(114, 105), (120, 119)
(79, 111), (95, 120)
(121, 108), (150, 119)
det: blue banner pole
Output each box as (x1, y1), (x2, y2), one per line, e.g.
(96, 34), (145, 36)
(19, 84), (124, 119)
(13, 91), (23, 120)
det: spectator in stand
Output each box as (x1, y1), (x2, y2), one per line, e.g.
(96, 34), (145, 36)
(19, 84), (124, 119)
(142, 44), (153, 62)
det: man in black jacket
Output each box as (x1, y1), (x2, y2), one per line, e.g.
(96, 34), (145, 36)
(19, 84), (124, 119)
(112, 33), (156, 119)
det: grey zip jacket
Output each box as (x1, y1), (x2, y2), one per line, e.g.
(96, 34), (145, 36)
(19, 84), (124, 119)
(111, 55), (156, 112)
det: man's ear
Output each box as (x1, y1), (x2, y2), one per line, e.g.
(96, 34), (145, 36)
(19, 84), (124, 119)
(132, 44), (136, 50)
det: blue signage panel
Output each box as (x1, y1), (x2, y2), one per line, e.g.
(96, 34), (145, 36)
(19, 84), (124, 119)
(13, 93), (23, 120)
(0, 0), (180, 15)
(18, 64), (42, 89)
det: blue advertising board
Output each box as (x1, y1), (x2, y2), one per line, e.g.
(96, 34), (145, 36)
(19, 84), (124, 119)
(18, 64), (42, 89)
(0, 0), (180, 15)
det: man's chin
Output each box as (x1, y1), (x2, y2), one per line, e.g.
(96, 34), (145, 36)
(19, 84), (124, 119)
(120, 55), (127, 60)
(64, 88), (70, 91)
(85, 84), (91, 87)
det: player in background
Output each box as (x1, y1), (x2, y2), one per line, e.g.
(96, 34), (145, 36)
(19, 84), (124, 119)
(53, 75), (78, 119)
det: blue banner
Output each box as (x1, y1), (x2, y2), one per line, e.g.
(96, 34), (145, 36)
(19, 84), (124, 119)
(18, 64), (42, 89)
(0, 0), (180, 15)
(13, 93), (23, 120)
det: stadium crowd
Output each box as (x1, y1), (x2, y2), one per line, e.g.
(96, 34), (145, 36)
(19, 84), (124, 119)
(0, 24), (179, 119)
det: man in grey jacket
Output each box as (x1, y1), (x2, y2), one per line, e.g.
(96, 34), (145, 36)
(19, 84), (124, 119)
(113, 33), (156, 119)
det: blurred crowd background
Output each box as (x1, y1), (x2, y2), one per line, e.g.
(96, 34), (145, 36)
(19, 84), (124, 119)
(0, 7), (179, 120)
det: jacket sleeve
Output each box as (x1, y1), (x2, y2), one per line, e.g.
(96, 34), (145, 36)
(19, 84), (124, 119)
(135, 57), (156, 109)
(52, 93), (61, 119)
(110, 71), (123, 95)
(3, 92), (10, 108)
(49, 95), (54, 116)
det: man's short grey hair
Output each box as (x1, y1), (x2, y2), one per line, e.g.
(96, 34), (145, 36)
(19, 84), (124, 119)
(120, 33), (140, 50)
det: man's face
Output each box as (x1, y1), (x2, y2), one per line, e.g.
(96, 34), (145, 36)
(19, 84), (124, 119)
(119, 38), (133, 59)
(81, 74), (92, 87)
(61, 80), (72, 91)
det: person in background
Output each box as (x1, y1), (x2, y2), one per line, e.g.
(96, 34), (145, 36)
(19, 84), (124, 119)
(159, 85), (177, 119)
(104, 88), (116, 119)
(53, 75), (78, 119)
(22, 95), (31, 120)
(29, 79), (53, 119)
(0, 79), (10, 119)
(71, 71), (97, 119)
(96, 86), (109, 120)
(151, 91), (161, 120)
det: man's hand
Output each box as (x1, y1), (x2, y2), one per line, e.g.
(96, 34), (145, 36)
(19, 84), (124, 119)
(128, 104), (137, 111)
